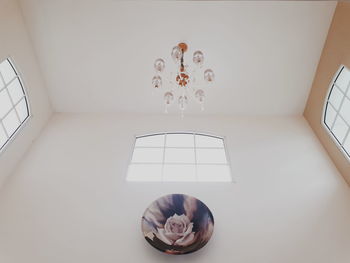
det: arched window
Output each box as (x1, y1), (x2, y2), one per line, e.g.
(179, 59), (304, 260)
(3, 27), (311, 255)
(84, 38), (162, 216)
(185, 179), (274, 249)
(0, 58), (30, 152)
(127, 132), (232, 182)
(323, 65), (350, 159)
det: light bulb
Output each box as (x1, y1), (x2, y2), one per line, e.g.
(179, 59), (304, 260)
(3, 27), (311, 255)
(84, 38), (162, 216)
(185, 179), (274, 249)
(152, 76), (162, 89)
(154, 58), (165, 73)
(171, 46), (182, 63)
(164, 91), (174, 105)
(193, 51), (204, 67)
(195, 89), (205, 103)
(178, 95), (188, 111)
(204, 69), (215, 82)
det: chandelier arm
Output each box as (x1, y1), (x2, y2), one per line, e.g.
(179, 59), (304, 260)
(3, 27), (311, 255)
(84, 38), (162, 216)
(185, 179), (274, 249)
(180, 51), (185, 72)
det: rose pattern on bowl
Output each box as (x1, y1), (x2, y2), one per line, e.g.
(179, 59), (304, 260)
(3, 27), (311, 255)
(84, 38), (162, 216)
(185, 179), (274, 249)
(156, 213), (195, 246)
(141, 194), (214, 255)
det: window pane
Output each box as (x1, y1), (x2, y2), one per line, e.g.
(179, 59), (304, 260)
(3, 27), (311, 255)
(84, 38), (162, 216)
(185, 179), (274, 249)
(344, 136), (350, 156)
(325, 104), (337, 128)
(336, 67), (350, 93)
(135, 134), (164, 147)
(2, 109), (20, 135)
(332, 116), (349, 143)
(163, 164), (196, 182)
(128, 132), (232, 182)
(131, 148), (163, 163)
(197, 165), (232, 182)
(0, 89), (12, 118)
(196, 135), (224, 148)
(339, 97), (350, 125)
(328, 86), (344, 110)
(127, 164), (162, 181)
(196, 148), (227, 164)
(15, 99), (29, 122)
(0, 59), (30, 153)
(0, 75), (4, 89)
(0, 60), (16, 84)
(7, 79), (24, 104)
(166, 133), (194, 147)
(164, 148), (195, 163)
(324, 66), (350, 160)
(0, 125), (8, 147)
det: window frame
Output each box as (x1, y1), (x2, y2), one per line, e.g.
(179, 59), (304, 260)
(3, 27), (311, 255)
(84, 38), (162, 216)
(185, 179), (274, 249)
(0, 56), (31, 154)
(322, 64), (350, 161)
(127, 131), (234, 182)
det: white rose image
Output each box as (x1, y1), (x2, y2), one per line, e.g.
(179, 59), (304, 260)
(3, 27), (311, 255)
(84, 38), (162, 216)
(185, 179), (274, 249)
(156, 213), (195, 246)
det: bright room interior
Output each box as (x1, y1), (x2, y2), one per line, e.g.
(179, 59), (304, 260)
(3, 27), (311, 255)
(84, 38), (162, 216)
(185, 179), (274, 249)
(0, 1), (350, 262)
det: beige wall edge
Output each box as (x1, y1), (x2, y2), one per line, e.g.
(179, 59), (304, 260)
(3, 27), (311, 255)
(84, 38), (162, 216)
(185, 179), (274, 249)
(304, 2), (350, 185)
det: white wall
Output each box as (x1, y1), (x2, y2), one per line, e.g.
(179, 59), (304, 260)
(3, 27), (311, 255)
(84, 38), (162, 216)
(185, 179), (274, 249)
(0, 0), (52, 186)
(0, 113), (349, 263)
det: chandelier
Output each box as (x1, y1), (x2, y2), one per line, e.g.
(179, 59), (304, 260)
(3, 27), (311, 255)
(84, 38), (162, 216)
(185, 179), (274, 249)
(152, 43), (215, 115)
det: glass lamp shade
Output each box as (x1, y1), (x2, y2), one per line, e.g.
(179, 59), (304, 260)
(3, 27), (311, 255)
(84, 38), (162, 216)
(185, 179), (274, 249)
(204, 69), (215, 82)
(178, 95), (188, 111)
(152, 76), (162, 89)
(171, 46), (183, 63)
(154, 58), (165, 73)
(193, 51), (204, 67)
(164, 91), (174, 105)
(195, 89), (205, 103)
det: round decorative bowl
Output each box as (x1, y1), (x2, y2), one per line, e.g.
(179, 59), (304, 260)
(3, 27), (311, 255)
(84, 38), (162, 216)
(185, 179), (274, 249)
(141, 194), (214, 255)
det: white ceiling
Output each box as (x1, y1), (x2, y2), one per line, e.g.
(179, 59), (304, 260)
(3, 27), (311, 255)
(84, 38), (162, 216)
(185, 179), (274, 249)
(19, 0), (336, 116)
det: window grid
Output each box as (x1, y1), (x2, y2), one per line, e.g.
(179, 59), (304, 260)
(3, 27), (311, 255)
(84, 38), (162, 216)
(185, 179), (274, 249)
(0, 58), (30, 152)
(127, 132), (232, 182)
(323, 65), (350, 158)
